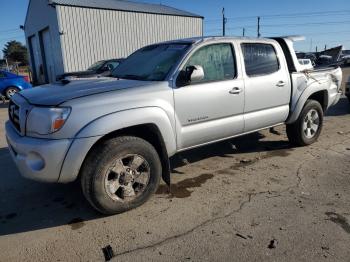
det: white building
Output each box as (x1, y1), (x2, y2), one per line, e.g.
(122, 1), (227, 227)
(24, 0), (203, 84)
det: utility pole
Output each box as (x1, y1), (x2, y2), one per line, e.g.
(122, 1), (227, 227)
(316, 46), (318, 53)
(257, 16), (261, 38)
(324, 44), (327, 51)
(222, 8), (227, 36)
(309, 38), (313, 52)
(242, 28), (245, 37)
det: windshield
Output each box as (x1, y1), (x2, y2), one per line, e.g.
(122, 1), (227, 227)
(112, 44), (191, 81)
(88, 61), (105, 71)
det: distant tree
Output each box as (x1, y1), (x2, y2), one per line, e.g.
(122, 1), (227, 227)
(2, 40), (28, 65)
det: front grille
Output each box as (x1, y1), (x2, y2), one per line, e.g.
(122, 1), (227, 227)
(8, 100), (21, 133)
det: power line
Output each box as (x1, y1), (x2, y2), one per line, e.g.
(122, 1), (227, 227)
(219, 20), (350, 30)
(262, 30), (350, 37)
(0, 28), (21, 33)
(0, 35), (25, 42)
(205, 9), (350, 22)
(262, 20), (350, 28)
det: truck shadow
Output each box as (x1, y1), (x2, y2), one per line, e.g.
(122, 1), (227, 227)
(0, 147), (102, 236)
(170, 132), (291, 170)
(0, 132), (290, 236)
(326, 97), (350, 116)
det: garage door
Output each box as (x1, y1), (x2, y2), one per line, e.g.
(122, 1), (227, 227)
(41, 29), (55, 83)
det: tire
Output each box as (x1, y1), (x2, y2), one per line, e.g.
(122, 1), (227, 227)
(81, 136), (162, 215)
(5, 87), (20, 99)
(286, 99), (324, 146)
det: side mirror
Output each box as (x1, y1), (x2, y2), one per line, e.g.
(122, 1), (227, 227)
(189, 65), (204, 82)
(176, 65), (205, 87)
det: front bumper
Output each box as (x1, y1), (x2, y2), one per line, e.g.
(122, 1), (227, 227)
(5, 121), (72, 182)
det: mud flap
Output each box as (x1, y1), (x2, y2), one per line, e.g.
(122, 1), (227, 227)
(162, 158), (171, 187)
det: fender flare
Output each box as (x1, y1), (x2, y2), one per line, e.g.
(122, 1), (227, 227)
(76, 107), (176, 154)
(59, 107), (176, 183)
(286, 87), (328, 124)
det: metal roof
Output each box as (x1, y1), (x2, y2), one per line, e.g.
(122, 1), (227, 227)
(49, 0), (203, 18)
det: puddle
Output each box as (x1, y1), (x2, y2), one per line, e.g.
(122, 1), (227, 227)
(238, 148), (292, 166)
(156, 173), (214, 198)
(68, 217), (85, 230)
(157, 147), (293, 199)
(326, 212), (350, 234)
(265, 148), (292, 157)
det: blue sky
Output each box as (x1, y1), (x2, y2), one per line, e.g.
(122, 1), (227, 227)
(1, 0), (350, 58)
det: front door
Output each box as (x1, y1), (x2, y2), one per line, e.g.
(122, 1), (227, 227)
(174, 43), (245, 150)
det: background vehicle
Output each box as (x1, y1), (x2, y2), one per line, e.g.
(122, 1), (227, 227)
(5, 36), (342, 215)
(298, 58), (314, 70)
(56, 58), (124, 81)
(341, 55), (350, 66)
(345, 76), (350, 102)
(0, 70), (32, 99)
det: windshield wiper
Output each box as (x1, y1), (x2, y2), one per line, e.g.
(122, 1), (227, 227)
(114, 74), (147, 80)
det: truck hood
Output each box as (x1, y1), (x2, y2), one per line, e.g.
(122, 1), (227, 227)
(19, 78), (157, 106)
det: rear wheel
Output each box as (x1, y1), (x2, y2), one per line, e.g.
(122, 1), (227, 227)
(5, 87), (20, 99)
(286, 99), (323, 146)
(81, 136), (162, 215)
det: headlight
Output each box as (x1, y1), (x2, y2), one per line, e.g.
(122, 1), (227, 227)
(26, 107), (71, 135)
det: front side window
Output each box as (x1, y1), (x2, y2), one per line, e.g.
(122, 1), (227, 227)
(184, 43), (236, 84)
(112, 44), (190, 81)
(241, 43), (279, 76)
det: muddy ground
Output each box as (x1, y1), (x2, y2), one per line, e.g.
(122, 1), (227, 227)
(0, 68), (349, 261)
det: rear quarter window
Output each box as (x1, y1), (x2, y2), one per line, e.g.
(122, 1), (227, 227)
(241, 43), (280, 76)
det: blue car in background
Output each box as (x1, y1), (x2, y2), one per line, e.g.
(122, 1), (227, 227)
(0, 70), (32, 99)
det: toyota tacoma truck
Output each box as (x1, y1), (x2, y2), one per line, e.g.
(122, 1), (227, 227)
(5, 36), (342, 214)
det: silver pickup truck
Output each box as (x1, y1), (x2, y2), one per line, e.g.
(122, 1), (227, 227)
(5, 36), (342, 214)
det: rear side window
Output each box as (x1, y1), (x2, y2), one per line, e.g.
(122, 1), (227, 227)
(241, 43), (279, 76)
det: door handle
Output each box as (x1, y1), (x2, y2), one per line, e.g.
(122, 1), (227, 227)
(276, 81), (286, 87)
(229, 87), (243, 95)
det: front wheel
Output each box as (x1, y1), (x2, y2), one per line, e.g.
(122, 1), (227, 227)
(5, 87), (20, 99)
(81, 136), (162, 215)
(286, 99), (324, 146)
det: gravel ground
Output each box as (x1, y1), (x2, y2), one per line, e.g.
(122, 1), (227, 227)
(0, 68), (349, 262)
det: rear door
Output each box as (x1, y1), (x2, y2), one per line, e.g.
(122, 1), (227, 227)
(174, 42), (245, 150)
(240, 42), (291, 132)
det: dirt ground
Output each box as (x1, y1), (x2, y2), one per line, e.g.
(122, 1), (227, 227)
(0, 68), (349, 262)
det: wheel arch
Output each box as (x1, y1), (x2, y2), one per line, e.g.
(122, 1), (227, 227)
(3, 85), (20, 96)
(287, 89), (328, 124)
(85, 123), (172, 185)
(59, 107), (176, 185)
